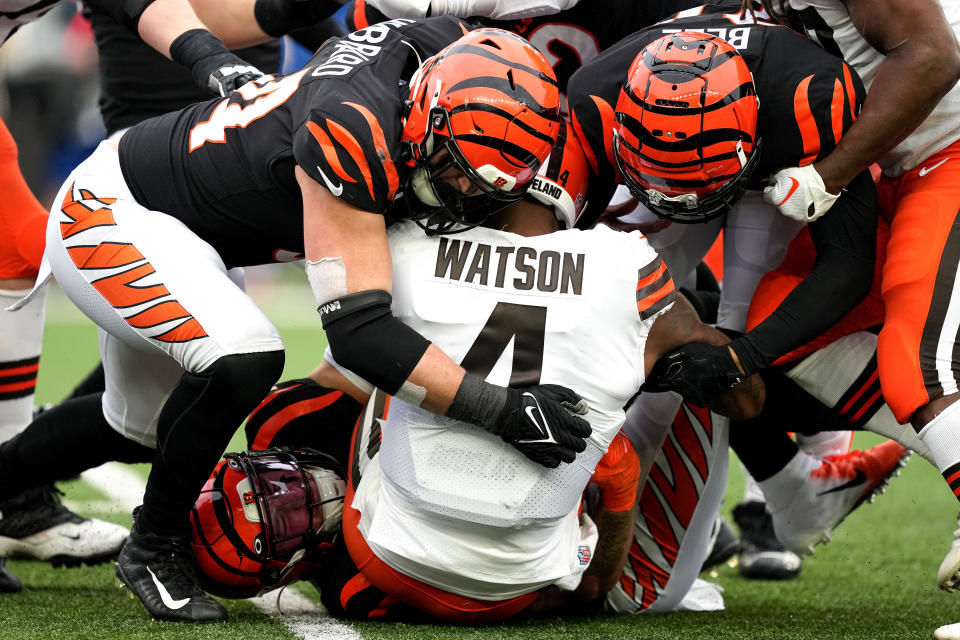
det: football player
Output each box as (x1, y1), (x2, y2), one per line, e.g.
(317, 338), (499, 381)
(0, 0), (276, 594)
(564, 11), (887, 609)
(740, 0), (960, 616)
(189, 125), (763, 623)
(5, 20), (592, 622)
(343, 0), (704, 109)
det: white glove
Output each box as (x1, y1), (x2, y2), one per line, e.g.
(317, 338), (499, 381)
(763, 164), (839, 223)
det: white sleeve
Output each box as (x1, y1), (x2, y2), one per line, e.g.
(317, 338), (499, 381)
(367, 0), (580, 19)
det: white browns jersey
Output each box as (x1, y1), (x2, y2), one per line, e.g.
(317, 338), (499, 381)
(788, 0), (960, 175)
(0, 0), (58, 45)
(352, 221), (673, 599)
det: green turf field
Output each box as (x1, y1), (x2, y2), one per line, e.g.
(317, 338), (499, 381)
(3, 273), (960, 639)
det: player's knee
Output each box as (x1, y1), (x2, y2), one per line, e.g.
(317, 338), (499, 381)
(877, 325), (925, 424)
(207, 349), (285, 409)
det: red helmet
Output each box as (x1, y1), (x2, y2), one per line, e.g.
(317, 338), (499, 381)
(402, 28), (561, 233)
(613, 32), (761, 223)
(189, 448), (345, 598)
(526, 119), (590, 228)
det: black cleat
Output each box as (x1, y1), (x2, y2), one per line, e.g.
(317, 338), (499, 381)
(701, 515), (739, 572)
(115, 525), (227, 623)
(733, 501), (802, 580)
(0, 558), (22, 593)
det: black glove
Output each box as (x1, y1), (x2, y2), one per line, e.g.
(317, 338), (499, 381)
(206, 61), (264, 96)
(446, 375), (592, 468)
(642, 342), (744, 407)
(169, 29), (264, 97)
(491, 384), (592, 468)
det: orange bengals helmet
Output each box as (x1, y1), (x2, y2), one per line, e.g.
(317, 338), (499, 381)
(402, 28), (561, 233)
(526, 119), (589, 228)
(613, 32), (761, 223)
(189, 448), (345, 598)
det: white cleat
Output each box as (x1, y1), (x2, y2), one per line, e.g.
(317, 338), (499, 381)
(0, 485), (128, 567)
(937, 509), (960, 592)
(935, 622), (960, 640)
(771, 440), (910, 556)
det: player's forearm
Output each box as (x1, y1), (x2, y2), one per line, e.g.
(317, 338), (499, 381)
(136, 0), (208, 59)
(186, 0), (273, 49)
(579, 504), (635, 598)
(815, 33), (960, 191)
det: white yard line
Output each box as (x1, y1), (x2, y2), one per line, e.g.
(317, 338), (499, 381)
(249, 589), (365, 640)
(76, 463), (363, 640)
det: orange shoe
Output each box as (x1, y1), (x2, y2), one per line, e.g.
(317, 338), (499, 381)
(771, 440), (910, 555)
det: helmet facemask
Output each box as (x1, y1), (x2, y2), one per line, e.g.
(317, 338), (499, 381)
(190, 448), (345, 598)
(399, 28), (561, 234)
(404, 108), (535, 235)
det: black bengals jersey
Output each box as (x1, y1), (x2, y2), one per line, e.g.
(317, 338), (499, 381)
(567, 1), (879, 372)
(345, 0), (703, 94)
(82, 0), (281, 136)
(568, 1), (867, 225)
(118, 16), (471, 269)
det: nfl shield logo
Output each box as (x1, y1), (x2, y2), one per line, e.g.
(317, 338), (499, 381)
(577, 545), (591, 565)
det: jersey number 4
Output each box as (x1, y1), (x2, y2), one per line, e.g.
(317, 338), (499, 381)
(188, 69), (309, 152)
(460, 302), (546, 387)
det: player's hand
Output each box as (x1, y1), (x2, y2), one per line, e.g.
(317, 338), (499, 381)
(493, 384), (592, 468)
(763, 164), (839, 223)
(642, 342), (744, 407)
(207, 62), (264, 97)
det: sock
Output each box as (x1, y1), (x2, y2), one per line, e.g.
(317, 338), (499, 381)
(0, 287), (46, 444)
(757, 451), (820, 513)
(918, 400), (960, 500)
(796, 431), (853, 459)
(0, 393), (153, 499)
(742, 468), (766, 504)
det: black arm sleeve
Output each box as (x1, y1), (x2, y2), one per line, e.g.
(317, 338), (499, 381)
(320, 290), (431, 396)
(730, 169), (878, 373)
(84, 0), (158, 32)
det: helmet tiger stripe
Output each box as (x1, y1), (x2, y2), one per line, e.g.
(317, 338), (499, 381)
(614, 32), (760, 223)
(402, 28), (561, 233)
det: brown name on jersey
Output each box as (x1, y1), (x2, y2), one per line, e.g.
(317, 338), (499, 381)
(434, 237), (584, 295)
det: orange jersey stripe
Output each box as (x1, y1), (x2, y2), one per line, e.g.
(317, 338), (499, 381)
(830, 78), (844, 145)
(352, 0), (369, 29)
(251, 391), (345, 450)
(637, 280), (676, 314)
(636, 260), (669, 291)
(306, 121), (357, 184)
(792, 75), (819, 166)
(571, 108), (598, 176)
(60, 184), (117, 240)
(67, 242), (144, 270)
(125, 300), (192, 329)
(151, 317), (208, 343)
(91, 263), (171, 309)
(592, 95), (617, 170)
(327, 119), (375, 200)
(248, 383), (301, 427)
(344, 101), (400, 197)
